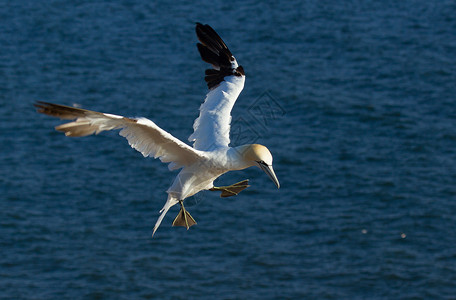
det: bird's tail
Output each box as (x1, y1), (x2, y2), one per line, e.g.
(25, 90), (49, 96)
(152, 195), (179, 237)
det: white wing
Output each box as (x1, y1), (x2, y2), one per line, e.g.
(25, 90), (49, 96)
(188, 23), (246, 151)
(35, 102), (203, 170)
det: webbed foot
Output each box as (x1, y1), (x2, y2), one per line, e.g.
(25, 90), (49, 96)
(172, 201), (197, 229)
(209, 179), (250, 197)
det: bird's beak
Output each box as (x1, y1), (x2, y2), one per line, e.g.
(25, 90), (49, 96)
(258, 163), (280, 189)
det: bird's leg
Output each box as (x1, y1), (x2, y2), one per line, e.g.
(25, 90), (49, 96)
(209, 179), (250, 198)
(172, 200), (197, 229)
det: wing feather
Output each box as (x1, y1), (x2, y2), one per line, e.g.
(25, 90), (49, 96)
(35, 102), (203, 170)
(190, 23), (246, 151)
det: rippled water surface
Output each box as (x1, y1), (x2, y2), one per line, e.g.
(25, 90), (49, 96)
(1, 1), (456, 299)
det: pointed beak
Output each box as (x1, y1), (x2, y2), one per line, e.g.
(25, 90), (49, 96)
(258, 163), (280, 189)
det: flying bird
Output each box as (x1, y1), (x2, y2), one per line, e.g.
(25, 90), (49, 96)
(35, 23), (280, 236)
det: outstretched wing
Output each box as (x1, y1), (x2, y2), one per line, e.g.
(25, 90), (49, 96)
(188, 23), (246, 151)
(35, 101), (203, 170)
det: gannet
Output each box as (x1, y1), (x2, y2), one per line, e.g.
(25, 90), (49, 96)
(35, 23), (280, 236)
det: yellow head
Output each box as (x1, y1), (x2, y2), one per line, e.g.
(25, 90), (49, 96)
(241, 144), (280, 188)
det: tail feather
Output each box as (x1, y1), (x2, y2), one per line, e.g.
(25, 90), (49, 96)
(152, 196), (179, 237)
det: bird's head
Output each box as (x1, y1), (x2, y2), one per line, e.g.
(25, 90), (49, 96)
(240, 144), (280, 189)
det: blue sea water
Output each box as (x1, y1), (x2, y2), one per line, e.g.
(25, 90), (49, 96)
(1, 0), (456, 299)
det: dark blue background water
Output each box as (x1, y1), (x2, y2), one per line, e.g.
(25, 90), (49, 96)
(1, 1), (455, 299)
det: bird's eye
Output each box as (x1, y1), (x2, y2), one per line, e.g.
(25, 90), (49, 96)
(256, 160), (267, 166)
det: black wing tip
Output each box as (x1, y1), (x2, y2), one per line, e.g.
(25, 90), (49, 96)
(34, 100), (51, 108)
(195, 22), (213, 36)
(34, 101), (89, 119)
(197, 42), (220, 66)
(195, 23), (245, 89)
(34, 101), (57, 112)
(34, 101), (69, 110)
(195, 23), (232, 56)
(236, 65), (245, 76)
(204, 65), (245, 90)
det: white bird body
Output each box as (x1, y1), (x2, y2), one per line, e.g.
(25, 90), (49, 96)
(35, 23), (279, 236)
(167, 146), (253, 199)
